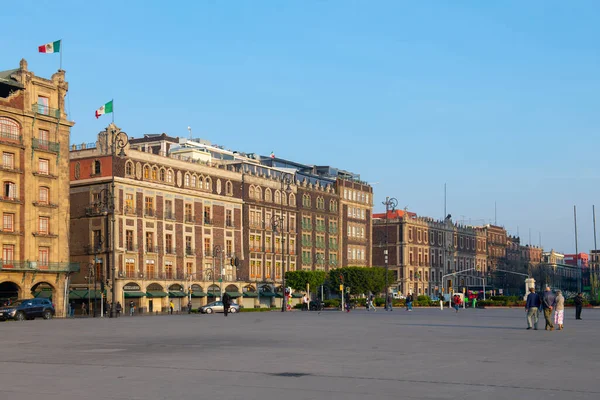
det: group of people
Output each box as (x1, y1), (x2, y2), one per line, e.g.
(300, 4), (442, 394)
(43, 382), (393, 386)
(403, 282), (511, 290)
(71, 301), (123, 317)
(525, 286), (584, 330)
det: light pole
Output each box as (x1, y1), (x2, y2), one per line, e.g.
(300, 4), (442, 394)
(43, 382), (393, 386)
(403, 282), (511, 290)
(271, 215), (286, 312)
(86, 263), (94, 317)
(275, 172), (293, 312)
(212, 245), (222, 300)
(382, 197), (398, 310)
(91, 234), (105, 318)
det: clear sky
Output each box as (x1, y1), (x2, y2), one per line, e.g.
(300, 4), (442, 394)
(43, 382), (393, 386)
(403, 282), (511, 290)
(4, 1), (600, 254)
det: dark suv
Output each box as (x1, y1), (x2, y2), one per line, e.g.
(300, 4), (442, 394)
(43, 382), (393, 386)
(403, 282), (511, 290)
(0, 299), (55, 321)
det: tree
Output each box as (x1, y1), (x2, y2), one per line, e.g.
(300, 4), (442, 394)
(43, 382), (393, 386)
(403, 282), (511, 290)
(328, 267), (394, 296)
(285, 270), (327, 292)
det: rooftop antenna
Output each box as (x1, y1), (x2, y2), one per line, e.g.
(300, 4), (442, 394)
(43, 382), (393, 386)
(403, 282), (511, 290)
(187, 126), (192, 139)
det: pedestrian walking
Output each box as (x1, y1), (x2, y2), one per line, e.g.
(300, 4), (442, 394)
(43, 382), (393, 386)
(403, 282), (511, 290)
(525, 287), (541, 330)
(387, 293), (393, 311)
(553, 290), (564, 330)
(81, 302), (87, 316)
(116, 302), (122, 318)
(472, 296), (477, 309)
(302, 294), (309, 311)
(345, 292), (351, 312)
(367, 294), (376, 312)
(129, 301), (135, 316)
(69, 301), (75, 318)
(574, 292), (584, 320)
(188, 300), (192, 314)
(453, 295), (461, 313)
(542, 286), (556, 331)
(222, 292), (231, 317)
(405, 293), (413, 311)
(169, 301), (174, 315)
(439, 293), (444, 310)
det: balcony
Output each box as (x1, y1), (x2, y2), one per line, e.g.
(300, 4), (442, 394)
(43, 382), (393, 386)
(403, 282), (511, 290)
(124, 206), (137, 216)
(226, 220), (235, 228)
(32, 231), (58, 238)
(33, 201), (58, 208)
(125, 244), (138, 252)
(0, 195), (20, 204)
(32, 103), (61, 118)
(146, 245), (159, 253)
(203, 217), (213, 225)
(185, 247), (195, 256)
(185, 215), (195, 224)
(315, 242), (325, 249)
(32, 138), (60, 153)
(164, 211), (176, 220)
(329, 260), (338, 266)
(0, 131), (23, 146)
(83, 244), (105, 255)
(0, 164), (22, 174)
(33, 171), (58, 179)
(165, 247), (177, 255)
(144, 208), (155, 218)
(0, 260), (80, 272)
(85, 204), (109, 217)
(0, 228), (22, 236)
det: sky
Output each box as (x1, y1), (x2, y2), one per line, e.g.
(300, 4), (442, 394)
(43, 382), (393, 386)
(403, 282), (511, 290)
(3, 0), (600, 254)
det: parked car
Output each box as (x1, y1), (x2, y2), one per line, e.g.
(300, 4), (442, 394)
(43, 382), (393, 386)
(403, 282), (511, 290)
(0, 298), (55, 321)
(200, 301), (240, 314)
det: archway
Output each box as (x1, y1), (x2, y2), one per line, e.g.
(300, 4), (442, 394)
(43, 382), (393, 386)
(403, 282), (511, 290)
(207, 284), (220, 300)
(146, 283), (166, 313)
(31, 282), (55, 301)
(0, 281), (20, 304)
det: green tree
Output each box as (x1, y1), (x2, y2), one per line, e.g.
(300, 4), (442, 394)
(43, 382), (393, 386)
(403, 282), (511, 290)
(285, 270), (327, 292)
(328, 267), (394, 296)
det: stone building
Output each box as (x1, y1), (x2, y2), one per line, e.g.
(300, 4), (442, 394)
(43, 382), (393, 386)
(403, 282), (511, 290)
(0, 59), (78, 316)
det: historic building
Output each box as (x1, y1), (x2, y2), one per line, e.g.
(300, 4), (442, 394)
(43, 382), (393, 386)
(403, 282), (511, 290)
(69, 125), (243, 313)
(373, 211), (483, 297)
(0, 59), (78, 316)
(478, 224), (507, 271)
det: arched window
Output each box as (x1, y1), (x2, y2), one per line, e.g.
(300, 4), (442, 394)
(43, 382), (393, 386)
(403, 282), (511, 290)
(0, 117), (20, 141)
(151, 167), (158, 180)
(143, 165), (150, 179)
(265, 189), (272, 202)
(93, 160), (101, 175)
(205, 177), (212, 191)
(289, 193), (296, 206)
(274, 190), (281, 204)
(184, 174), (190, 187)
(166, 170), (173, 183)
(249, 186), (255, 199)
(281, 192), (287, 205)
(255, 187), (262, 201)
(3, 181), (16, 200)
(39, 186), (49, 204)
(198, 176), (204, 189)
(159, 168), (165, 181)
(226, 181), (233, 195)
(125, 161), (134, 176)
(191, 175), (196, 187)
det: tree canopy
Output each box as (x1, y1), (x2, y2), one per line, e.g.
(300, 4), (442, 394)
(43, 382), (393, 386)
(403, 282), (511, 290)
(328, 267), (394, 296)
(285, 270), (327, 292)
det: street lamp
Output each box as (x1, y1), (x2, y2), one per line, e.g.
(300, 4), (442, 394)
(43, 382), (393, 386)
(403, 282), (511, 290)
(91, 234), (105, 317)
(86, 263), (94, 317)
(212, 245), (222, 300)
(271, 215), (286, 311)
(382, 197), (398, 310)
(275, 171), (293, 312)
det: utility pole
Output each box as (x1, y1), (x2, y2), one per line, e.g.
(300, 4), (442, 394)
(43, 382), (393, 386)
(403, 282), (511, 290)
(574, 206), (580, 293)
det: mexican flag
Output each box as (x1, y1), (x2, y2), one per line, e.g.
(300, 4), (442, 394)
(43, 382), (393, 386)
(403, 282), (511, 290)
(270, 151), (275, 159)
(95, 100), (113, 119)
(38, 40), (61, 54)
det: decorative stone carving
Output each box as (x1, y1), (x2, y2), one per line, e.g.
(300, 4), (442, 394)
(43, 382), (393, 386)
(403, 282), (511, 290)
(176, 171), (182, 187)
(135, 162), (142, 180)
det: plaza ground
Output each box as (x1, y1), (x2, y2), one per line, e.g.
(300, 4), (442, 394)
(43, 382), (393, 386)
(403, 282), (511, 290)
(0, 307), (598, 400)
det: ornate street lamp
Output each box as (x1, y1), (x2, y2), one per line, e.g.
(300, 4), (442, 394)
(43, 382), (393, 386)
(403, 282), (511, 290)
(382, 197), (398, 310)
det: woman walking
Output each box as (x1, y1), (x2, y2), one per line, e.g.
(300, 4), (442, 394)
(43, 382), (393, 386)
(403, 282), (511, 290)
(554, 290), (565, 330)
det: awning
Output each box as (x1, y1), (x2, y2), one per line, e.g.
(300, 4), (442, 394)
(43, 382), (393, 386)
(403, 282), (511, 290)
(207, 292), (221, 297)
(260, 292), (276, 297)
(146, 291), (168, 298)
(69, 290), (88, 300)
(292, 293), (304, 298)
(34, 290), (52, 298)
(226, 291), (242, 298)
(87, 290), (105, 300)
(124, 291), (146, 298)
(243, 292), (258, 298)
(275, 293), (283, 298)
(191, 292), (208, 297)
(168, 291), (187, 298)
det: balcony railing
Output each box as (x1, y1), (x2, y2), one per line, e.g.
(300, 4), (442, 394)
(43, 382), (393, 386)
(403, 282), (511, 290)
(32, 231), (58, 238)
(165, 247), (176, 255)
(146, 245), (159, 253)
(249, 222), (264, 229)
(33, 201), (58, 208)
(0, 260), (80, 272)
(226, 220), (235, 228)
(32, 138), (60, 153)
(316, 242), (325, 249)
(0, 165), (22, 174)
(185, 247), (195, 256)
(124, 206), (137, 215)
(302, 257), (312, 265)
(329, 260), (338, 266)
(164, 211), (176, 220)
(125, 244), (138, 252)
(32, 103), (61, 118)
(144, 208), (155, 217)
(0, 131), (23, 146)
(301, 240), (312, 247)
(185, 215), (195, 223)
(83, 244), (105, 255)
(203, 218), (213, 225)
(85, 204), (109, 216)
(0, 228), (22, 236)
(0, 195), (20, 203)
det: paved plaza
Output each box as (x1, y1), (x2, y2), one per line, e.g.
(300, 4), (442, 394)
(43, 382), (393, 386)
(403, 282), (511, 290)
(1, 307), (599, 400)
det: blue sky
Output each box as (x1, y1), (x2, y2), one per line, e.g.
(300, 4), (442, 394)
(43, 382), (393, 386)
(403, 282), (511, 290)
(4, 0), (600, 254)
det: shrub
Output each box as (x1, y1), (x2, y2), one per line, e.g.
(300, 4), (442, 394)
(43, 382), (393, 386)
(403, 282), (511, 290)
(324, 299), (340, 308)
(374, 297), (385, 307)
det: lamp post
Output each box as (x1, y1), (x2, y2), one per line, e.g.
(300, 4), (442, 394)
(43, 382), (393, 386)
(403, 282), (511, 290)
(275, 172), (294, 312)
(91, 234), (104, 317)
(212, 245), (222, 300)
(271, 215), (286, 311)
(382, 197), (398, 310)
(86, 263), (94, 318)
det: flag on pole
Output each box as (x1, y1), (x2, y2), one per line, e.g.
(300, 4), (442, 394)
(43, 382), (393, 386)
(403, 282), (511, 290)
(95, 100), (113, 119)
(38, 40), (61, 53)
(270, 151), (275, 159)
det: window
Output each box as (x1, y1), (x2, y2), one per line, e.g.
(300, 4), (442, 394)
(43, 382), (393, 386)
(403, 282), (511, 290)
(3, 152), (14, 169)
(126, 230), (134, 251)
(0, 118), (20, 141)
(37, 96), (49, 114)
(125, 193), (134, 212)
(249, 186), (255, 199)
(275, 190), (281, 204)
(39, 187), (49, 204)
(204, 177), (211, 191)
(226, 209), (233, 227)
(165, 234), (173, 253)
(146, 260), (155, 278)
(159, 169), (165, 181)
(3, 213), (14, 232)
(38, 247), (49, 266)
(145, 197), (154, 215)
(145, 232), (154, 251)
(143, 166), (150, 179)
(204, 206), (211, 224)
(265, 189), (272, 202)
(126, 259), (135, 277)
(38, 216), (49, 234)
(165, 200), (173, 218)
(191, 175), (196, 187)
(226, 181), (233, 195)
(2, 244), (15, 262)
(186, 262), (193, 276)
(185, 237), (192, 253)
(185, 204), (192, 221)
(93, 160), (101, 175)
(185, 174), (190, 187)
(3, 181), (16, 199)
(204, 238), (211, 255)
(167, 170), (173, 183)
(226, 240), (232, 257)
(151, 167), (158, 180)
(125, 162), (133, 176)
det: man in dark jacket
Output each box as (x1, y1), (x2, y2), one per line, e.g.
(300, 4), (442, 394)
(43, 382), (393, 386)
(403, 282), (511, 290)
(525, 287), (541, 330)
(574, 292), (584, 320)
(222, 292), (231, 317)
(542, 286), (555, 331)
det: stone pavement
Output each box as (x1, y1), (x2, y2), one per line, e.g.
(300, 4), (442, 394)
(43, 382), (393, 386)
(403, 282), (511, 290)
(0, 307), (598, 400)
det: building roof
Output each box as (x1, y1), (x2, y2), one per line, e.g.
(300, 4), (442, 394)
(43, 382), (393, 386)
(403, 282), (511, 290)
(0, 68), (24, 89)
(373, 210), (417, 220)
